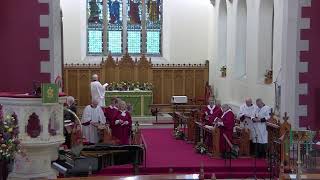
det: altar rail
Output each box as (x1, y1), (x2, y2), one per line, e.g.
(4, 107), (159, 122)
(63, 53), (209, 107)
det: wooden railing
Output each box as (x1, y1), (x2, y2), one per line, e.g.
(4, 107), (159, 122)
(63, 53), (209, 107)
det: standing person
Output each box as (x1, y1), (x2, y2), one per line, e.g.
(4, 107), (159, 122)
(238, 98), (257, 154)
(252, 98), (271, 158)
(203, 99), (223, 125)
(216, 104), (235, 158)
(104, 97), (119, 123)
(90, 74), (108, 107)
(63, 96), (77, 148)
(81, 99), (106, 144)
(111, 101), (132, 144)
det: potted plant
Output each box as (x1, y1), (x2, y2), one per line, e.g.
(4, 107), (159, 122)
(264, 70), (273, 84)
(0, 105), (21, 180)
(220, 66), (227, 77)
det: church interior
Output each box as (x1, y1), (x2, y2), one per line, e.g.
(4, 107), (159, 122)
(0, 0), (320, 179)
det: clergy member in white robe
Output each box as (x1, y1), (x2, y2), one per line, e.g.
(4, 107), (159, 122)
(90, 74), (108, 107)
(82, 99), (106, 144)
(237, 98), (257, 154)
(252, 98), (271, 158)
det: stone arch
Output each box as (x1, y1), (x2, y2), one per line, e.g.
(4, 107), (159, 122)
(233, 0), (247, 78)
(257, 0), (274, 80)
(217, 0), (227, 72)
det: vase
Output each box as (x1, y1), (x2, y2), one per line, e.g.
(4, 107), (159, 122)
(221, 71), (226, 77)
(0, 160), (8, 180)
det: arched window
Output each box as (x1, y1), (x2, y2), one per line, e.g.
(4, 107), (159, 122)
(257, 0), (274, 80)
(217, 0), (227, 72)
(234, 0), (247, 78)
(87, 0), (162, 56)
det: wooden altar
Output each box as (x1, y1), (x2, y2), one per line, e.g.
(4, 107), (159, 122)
(63, 53), (209, 107)
(105, 91), (152, 116)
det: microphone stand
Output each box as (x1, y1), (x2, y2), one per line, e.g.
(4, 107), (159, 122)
(252, 124), (258, 180)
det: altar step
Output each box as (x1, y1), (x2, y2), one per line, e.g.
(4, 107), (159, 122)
(132, 113), (173, 128)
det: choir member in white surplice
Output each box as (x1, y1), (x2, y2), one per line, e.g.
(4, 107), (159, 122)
(90, 74), (108, 107)
(82, 99), (106, 144)
(237, 98), (257, 154)
(251, 98), (271, 158)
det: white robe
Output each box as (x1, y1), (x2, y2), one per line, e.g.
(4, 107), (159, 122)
(82, 105), (106, 144)
(237, 103), (257, 140)
(90, 81), (107, 107)
(252, 105), (271, 144)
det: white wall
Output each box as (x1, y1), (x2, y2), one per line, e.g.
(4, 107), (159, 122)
(209, 0), (277, 111)
(60, 0), (213, 64)
(61, 0), (87, 63)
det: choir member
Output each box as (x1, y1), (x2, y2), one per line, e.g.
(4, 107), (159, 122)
(104, 97), (119, 124)
(216, 104), (235, 158)
(237, 97), (257, 154)
(63, 96), (77, 148)
(111, 101), (132, 145)
(202, 99), (223, 125)
(81, 99), (106, 144)
(90, 74), (108, 107)
(252, 98), (271, 158)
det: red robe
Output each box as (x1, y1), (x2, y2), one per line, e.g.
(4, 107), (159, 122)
(202, 105), (223, 125)
(104, 105), (118, 123)
(111, 110), (132, 145)
(219, 110), (235, 153)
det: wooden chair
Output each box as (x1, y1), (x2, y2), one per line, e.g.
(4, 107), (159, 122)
(190, 82), (213, 106)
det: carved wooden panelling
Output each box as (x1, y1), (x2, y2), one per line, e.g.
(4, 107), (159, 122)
(195, 70), (205, 98)
(64, 54), (208, 106)
(185, 70), (195, 100)
(67, 70), (78, 99)
(79, 70), (90, 106)
(153, 70), (162, 104)
(174, 70), (184, 96)
(163, 70), (173, 104)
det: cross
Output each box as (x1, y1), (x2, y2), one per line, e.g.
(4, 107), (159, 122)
(283, 112), (289, 122)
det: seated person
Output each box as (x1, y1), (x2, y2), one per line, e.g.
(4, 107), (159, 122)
(202, 99), (222, 125)
(215, 104), (235, 158)
(81, 99), (106, 144)
(110, 100), (132, 145)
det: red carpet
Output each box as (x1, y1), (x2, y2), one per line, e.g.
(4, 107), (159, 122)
(97, 128), (270, 179)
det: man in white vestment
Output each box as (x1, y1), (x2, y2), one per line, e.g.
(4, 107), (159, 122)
(82, 99), (106, 144)
(252, 98), (271, 158)
(237, 98), (257, 154)
(90, 74), (108, 107)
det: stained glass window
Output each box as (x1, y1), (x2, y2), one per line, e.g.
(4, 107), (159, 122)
(146, 0), (161, 54)
(87, 0), (162, 56)
(108, 0), (123, 54)
(127, 0), (142, 54)
(87, 0), (103, 55)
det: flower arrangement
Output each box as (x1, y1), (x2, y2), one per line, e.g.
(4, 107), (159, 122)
(173, 128), (185, 140)
(264, 69), (273, 84)
(107, 81), (153, 91)
(195, 142), (207, 154)
(0, 105), (21, 161)
(220, 66), (227, 77)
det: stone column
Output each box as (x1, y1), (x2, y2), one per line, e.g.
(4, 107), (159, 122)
(102, 0), (108, 56)
(141, 0), (147, 54)
(122, 0), (127, 53)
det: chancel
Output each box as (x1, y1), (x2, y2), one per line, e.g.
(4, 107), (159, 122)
(1, 0), (320, 180)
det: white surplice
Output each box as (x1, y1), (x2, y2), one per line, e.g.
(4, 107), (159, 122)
(252, 105), (271, 144)
(82, 105), (106, 144)
(237, 103), (257, 140)
(90, 81), (108, 107)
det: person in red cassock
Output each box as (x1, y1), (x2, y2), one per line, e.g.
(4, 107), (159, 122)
(216, 104), (235, 157)
(202, 99), (223, 125)
(104, 97), (119, 124)
(111, 100), (132, 144)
